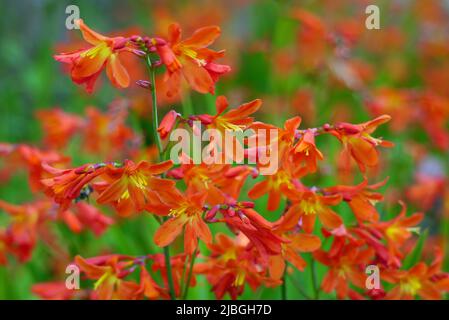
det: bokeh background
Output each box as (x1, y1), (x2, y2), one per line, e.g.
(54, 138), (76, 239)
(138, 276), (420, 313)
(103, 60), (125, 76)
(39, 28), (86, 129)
(1, 0), (449, 299)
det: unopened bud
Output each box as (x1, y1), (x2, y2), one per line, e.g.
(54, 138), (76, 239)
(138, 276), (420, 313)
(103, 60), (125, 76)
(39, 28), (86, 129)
(237, 211), (250, 224)
(205, 205), (220, 221)
(239, 201), (254, 208)
(152, 37), (167, 46)
(135, 80), (152, 90)
(197, 114), (213, 125)
(158, 110), (180, 139)
(147, 45), (157, 53)
(335, 122), (361, 134)
(113, 38), (128, 50)
(166, 168), (184, 179)
(225, 166), (247, 178)
(130, 35), (142, 42)
(152, 60), (162, 67)
(247, 169), (256, 179)
(131, 49), (147, 57)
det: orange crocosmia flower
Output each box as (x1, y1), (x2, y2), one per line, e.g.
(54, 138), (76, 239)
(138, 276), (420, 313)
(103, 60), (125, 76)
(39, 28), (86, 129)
(75, 202), (114, 236)
(219, 165), (255, 200)
(32, 281), (78, 300)
(42, 163), (107, 212)
(324, 177), (389, 223)
(16, 144), (70, 192)
(139, 265), (166, 300)
(248, 117), (309, 185)
(54, 19), (130, 93)
(248, 166), (297, 211)
(94, 160), (174, 217)
(75, 255), (141, 300)
(157, 23), (231, 97)
(366, 88), (412, 132)
(82, 106), (137, 159)
(371, 201), (423, 264)
(197, 96), (261, 134)
(61, 202), (114, 236)
(314, 243), (374, 299)
(248, 121), (305, 211)
(220, 208), (287, 262)
(291, 9), (328, 70)
(418, 92), (449, 151)
(194, 96), (262, 164)
(251, 116), (302, 161)
(169, 164), (226, 205)
(171, 163), (253, 206)
(291, 89), (316, 124)
(351, 224), (401, 268)
(269, 213), (321, 279)
(282, 186), (343, 233)
(0, 144), (70, 191)
(330, 115), (394, 172)
(383, 249), (449, 300)
(0, 200), (50, 262)
(167, 154), (240, 205)
(293, 129), (323, 173)
(406, 174), (445, 211)
(321, 225), (366, 259)
(35, 108), (83, 149)
(158, 110), (180, 139)
(153, 191), (212, 255)
(196, 233), (280, 300)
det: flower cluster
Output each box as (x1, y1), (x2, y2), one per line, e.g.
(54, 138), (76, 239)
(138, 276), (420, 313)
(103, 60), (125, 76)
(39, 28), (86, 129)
(2, 1), (449, 301)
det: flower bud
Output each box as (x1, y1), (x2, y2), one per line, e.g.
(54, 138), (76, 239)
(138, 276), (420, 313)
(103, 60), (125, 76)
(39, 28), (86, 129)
(166, 168), (184, 179)
(130, 35), (142, 42)
(131, 49), (147, 57)
(237, 211), (250, 224)
(135, 80), (152, 90)
(152, 37), (167, 46)
(196, 114), (213, 125)
(113, 38), (128, 50)
(225, 166), (247, 178)
(152, 60), (162, 67)
(146, 45), (157, 53)
(335, 122), (361, 134)
(205, 205), (220, 221)
(239, 201), (254, 208)
(158, 110), (179, 139)
(250, 167), (259, 178)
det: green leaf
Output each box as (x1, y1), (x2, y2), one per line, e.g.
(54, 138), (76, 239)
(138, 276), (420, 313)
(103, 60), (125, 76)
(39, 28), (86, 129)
(402, 228), (428, 269)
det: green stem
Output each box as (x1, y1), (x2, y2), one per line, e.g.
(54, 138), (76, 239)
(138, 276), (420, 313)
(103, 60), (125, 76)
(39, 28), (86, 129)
(145, 54), (175, 300)
(145, 54), (163, 157)
(163, 244), (176, 300)
(311, 259), (320, 299)
(182, 247), (198, 299)
(281, 272), (287, 300)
